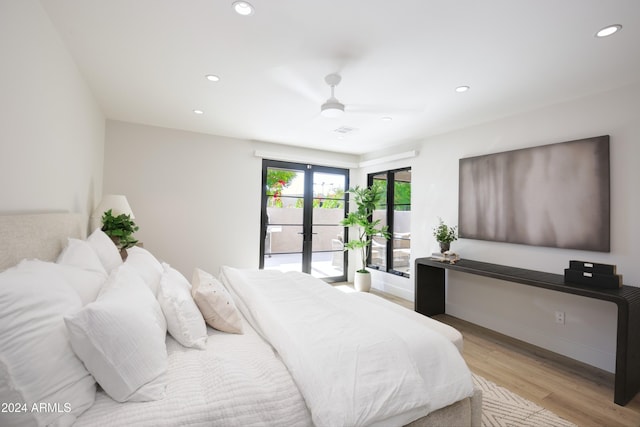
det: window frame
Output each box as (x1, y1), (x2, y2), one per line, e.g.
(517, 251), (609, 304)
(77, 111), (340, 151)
(367, 167), (411, 278)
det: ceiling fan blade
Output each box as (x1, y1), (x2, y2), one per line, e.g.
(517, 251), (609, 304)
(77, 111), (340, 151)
(268, 66), (325, 104)
(346, 104), (425, 115)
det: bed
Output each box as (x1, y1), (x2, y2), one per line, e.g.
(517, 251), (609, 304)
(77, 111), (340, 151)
(0, 213), (481, 427)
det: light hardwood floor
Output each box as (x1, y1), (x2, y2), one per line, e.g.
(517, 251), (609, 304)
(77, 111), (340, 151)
(365, 287), (640, 427)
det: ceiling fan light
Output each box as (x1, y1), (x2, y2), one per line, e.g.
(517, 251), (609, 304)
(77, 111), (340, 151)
(321, 101), (345, 118)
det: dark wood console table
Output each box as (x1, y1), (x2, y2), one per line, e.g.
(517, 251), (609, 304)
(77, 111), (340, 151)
(414, 257), (640, 406)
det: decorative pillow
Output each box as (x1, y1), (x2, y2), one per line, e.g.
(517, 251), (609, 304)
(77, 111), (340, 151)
(125, 246), (163, 296)
(158, 263), (207, 349)
(0, 266), (96, 427)
(18, 259), (106, 306)
(86, 228), (122, 273)
(64, 264), (168, 403)
(191, 268), (244, 334)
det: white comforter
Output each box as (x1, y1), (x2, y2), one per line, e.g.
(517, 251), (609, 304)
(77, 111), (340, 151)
(220, 267), (474, 427)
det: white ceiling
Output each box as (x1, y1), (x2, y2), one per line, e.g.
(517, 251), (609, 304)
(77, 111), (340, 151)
(40, 0), (640, 155)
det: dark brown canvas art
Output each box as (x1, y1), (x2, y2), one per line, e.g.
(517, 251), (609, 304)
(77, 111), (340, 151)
(458, 136), (610, 252)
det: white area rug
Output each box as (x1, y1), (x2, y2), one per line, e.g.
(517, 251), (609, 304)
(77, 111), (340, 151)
(473, 374), (576, 427)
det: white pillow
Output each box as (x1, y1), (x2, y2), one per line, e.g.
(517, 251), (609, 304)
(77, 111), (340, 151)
(57, 238), (107, 275)
(86, 228), (122, 273)
(64, 265), (168, 403)
(191, 268), (244, 334)
(54, 238), (109, 304)
(18, 259), (106, 306)
(125, 246), (163, 296)
(0, 266), (96, 427)
(158, 263), (207, 349)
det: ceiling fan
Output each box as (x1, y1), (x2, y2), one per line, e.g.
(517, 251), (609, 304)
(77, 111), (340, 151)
(270, 68), (422, 119)
(320, 73), (345, 118)
(318, 73), (422, 119)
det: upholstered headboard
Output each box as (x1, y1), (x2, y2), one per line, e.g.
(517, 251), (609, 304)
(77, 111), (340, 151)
(0, 213), (87, 271)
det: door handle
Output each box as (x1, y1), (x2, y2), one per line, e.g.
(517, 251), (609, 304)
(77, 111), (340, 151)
(297, 232), (318, 242)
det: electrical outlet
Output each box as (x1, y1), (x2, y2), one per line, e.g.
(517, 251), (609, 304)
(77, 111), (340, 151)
(555, 311), (565, 324)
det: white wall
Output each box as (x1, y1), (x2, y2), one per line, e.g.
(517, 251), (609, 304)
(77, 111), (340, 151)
(362, 81), (640, 372)
(0, 0), (104, 217)
(103, 120), (358, 278)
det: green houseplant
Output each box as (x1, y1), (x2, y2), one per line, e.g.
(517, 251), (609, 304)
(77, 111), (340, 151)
(433, 217), (457, 253)
(340, 185), (391, 291)
(101, 209), (139, 257)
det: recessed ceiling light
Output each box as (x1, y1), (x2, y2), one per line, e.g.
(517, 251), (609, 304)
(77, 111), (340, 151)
(455, 85), (470, 93)
(193, 109), (204, 115)
(205, 74), (220, 82)
(232, 1), (254, 16)
(381, 116), (393, 122)
(595, 24), (622, 38)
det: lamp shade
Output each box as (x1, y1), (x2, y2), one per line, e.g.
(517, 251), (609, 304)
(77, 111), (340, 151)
(93, 195), (135, 219)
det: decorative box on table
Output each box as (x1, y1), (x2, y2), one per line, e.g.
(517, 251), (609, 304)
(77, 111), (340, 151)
(564, 260), (622, 289)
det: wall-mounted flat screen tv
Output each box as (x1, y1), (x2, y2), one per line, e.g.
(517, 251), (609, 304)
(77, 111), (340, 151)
(458, 135), (610, 252)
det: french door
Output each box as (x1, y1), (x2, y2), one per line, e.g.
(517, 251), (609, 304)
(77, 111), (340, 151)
(260, 159), (348, 282)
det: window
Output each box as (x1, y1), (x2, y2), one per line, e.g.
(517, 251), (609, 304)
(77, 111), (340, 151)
(368, 168), (411, 277)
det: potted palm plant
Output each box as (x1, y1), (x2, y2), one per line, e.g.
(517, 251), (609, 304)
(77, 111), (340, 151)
(340, 185), (391, 291)
(433, 217), (457, 253)
(101, 209), (139, 260)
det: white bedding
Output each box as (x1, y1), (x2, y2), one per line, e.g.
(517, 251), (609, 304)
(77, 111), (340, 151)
(346, 291), (464, 353)
(220, 267), (474, 427)
(74, 319), (312, 427)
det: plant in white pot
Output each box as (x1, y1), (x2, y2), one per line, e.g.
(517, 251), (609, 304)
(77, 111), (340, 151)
(340, 185), (390, 292)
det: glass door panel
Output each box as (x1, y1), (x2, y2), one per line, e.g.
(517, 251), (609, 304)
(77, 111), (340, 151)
(310, 171), (346, 279)
(310, 224), (346, 278)
(264, 224), (304, 254)
(264, 253), (303, 272)
(260, 161), (348, 281)
(262, 166), (305, 273)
